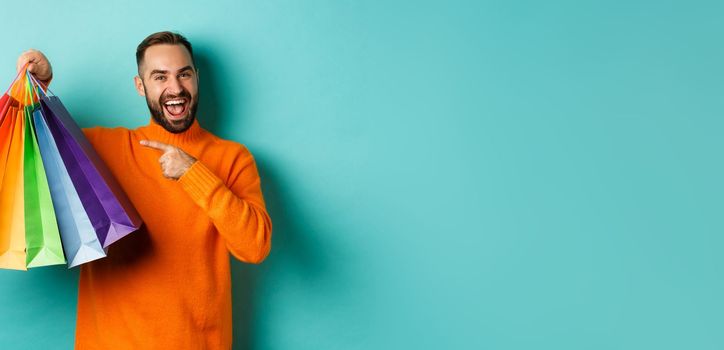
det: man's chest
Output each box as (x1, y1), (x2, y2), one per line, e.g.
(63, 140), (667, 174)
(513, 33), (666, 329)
(93, 140), (217, 239)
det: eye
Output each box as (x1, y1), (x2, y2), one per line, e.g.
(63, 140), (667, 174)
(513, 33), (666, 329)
(154, 75), (166, 81)
(179, 72), (191, 78)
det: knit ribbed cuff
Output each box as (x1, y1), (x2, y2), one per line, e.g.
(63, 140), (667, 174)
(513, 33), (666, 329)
(178, 161), (223, 206)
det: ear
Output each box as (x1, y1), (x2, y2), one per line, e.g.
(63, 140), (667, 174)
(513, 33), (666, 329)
(134, 75), (145, 97)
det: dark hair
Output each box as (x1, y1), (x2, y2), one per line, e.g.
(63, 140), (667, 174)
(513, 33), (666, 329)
(136, 31), (195, 74)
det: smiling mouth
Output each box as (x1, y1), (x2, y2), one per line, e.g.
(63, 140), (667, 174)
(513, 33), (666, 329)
(163, 98), (189, 121)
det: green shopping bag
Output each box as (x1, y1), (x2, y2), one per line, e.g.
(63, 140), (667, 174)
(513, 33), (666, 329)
(23, 102), (65, 268)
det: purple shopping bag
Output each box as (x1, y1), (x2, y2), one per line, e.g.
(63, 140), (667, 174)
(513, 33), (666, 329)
(40, 95), (142, 248)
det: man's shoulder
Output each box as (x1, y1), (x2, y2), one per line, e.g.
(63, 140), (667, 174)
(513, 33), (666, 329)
(81, 125), (132, 148)
(205, 132), (253, 157)
(82, 125), (132, 138)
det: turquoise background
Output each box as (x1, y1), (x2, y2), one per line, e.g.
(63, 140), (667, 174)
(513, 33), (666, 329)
(1, 1), (723, 349)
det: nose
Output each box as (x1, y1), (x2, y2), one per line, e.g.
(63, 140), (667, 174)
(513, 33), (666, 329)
(166, 76), (183, 95)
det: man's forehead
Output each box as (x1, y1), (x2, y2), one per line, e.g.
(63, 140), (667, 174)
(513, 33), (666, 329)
(141, 44), (194, 73)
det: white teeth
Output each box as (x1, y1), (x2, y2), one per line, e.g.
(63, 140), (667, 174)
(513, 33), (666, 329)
(164, 100), (185, 105)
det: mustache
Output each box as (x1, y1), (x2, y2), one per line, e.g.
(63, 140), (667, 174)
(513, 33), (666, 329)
(158, 90), (192, 104)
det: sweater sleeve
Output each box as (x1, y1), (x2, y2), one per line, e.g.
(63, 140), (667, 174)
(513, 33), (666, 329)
(177, 145), (272, 264)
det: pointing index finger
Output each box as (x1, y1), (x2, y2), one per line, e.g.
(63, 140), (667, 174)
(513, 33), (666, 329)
(140, 140), (173, 152)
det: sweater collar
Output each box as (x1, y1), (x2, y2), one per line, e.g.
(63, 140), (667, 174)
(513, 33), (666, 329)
(139, 116), (205, 145)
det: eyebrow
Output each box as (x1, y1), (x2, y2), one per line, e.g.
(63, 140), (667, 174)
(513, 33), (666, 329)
(148, 66), (194, 77)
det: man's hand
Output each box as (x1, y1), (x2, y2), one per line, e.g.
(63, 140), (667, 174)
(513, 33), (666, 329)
(140, 140), (197, 180)
(16, 49), (53, 85)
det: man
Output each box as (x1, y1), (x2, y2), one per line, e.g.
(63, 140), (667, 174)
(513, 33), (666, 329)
(16, 31), (272, 349)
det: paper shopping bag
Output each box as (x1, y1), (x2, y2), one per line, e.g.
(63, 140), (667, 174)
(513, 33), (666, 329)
(41, 96), (142, 248)
(0, 106), (27, 270)
(23, 103), (66, 268)
(32, 105), (106, 267)
(0, 93), (12, 188)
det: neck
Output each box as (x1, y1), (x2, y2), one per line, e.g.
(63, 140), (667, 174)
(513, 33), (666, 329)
(141, 116), (205, 145)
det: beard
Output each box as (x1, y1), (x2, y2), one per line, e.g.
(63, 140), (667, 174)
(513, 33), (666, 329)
(143, 83), (199, 134)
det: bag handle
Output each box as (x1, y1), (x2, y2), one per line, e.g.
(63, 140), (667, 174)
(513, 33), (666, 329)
(5, 62), (30, 96)
(26, 69), (55, 98)
(26, 70), (47, 101)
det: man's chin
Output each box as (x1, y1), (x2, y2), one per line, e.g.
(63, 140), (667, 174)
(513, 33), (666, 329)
(167, 116), (194, 132)
(153, 112), (195, 134)
(166, 115), (189, 126)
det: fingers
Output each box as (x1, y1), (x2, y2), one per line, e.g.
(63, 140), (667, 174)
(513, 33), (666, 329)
(16, 49), (52, 81)
(140, 142), (195, 180)
(140, 139), (173, 152)
(158, 153), (170, 166)
(16, 51), (32, 72)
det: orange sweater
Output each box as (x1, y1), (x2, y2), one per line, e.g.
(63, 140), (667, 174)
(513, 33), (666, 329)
(74, 117), (272, 349)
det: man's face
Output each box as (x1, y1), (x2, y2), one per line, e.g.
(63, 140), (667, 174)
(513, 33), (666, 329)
(134, 44), (199, 134)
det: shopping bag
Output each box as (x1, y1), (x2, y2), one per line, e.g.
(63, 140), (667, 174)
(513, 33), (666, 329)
(23, 101), (66, 268)
(0, 106), (27, 270)
(41, 95), (142, 248)
(32, 104), (106, 267)
(0, 67), (143, 270)
(0, 93), (13, 189)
